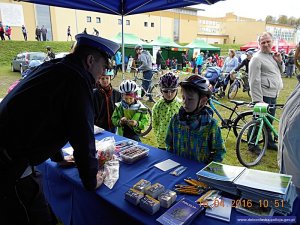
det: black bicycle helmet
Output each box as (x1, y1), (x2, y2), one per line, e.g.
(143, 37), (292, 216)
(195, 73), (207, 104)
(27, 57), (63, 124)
(159, 72), (179, 89)
(180, 74), (212, 98)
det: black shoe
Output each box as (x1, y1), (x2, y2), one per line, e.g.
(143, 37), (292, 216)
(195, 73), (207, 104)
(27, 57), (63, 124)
(267, 142), (278, 151)
(248, 144), (262, 155)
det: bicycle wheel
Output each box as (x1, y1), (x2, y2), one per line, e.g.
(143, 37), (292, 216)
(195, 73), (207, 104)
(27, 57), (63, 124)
(138, 106), (153, 137)
(233, 110), (253, 138)
(149, 83), (162, 101)
(236, 120), (268, 167)
(227, 82), (239, 99)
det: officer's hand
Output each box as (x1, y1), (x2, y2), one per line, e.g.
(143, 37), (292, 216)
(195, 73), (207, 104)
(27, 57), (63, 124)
(95, 170), (106, 189)
(57, 155), (75, 167)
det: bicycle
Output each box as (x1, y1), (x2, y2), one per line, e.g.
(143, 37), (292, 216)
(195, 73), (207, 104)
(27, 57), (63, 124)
(211, 72), (230, 98)
(208, 96), (253, 139)
(235, 102), (284, 167)
(227, 71), (251, 99)
(131, 67), (162, 103)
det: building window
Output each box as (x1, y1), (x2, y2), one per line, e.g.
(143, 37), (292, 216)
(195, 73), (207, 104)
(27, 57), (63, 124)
(151, 22), (154, 27)
(144, 22), (148, 27)
(126, 20), (130, 25)
(118, 19), (122, 25)
(96, 17), (101, 23)
(87, 16), (91, 23)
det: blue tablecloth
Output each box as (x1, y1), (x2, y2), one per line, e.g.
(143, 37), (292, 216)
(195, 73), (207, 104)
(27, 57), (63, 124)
(38, 131), (300, 225)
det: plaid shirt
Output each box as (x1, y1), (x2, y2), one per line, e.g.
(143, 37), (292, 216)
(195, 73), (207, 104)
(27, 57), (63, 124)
(166, 106), (226, 163)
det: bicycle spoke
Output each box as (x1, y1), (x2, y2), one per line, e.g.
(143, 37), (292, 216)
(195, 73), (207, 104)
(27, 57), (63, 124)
(233, 111), (253, 138)
(236, 120), (267, 167)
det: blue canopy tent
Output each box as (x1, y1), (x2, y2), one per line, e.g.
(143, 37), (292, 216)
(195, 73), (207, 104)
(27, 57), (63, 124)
(19, 0), (224, 76)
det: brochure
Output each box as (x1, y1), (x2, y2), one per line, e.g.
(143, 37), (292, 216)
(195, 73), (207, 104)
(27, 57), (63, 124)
(236, 198), (274, 217)
(205, 197), (232, 222)
(154, 159), (180, 172)
(196, 162), (295, 215)
(156, 198), (203, 225)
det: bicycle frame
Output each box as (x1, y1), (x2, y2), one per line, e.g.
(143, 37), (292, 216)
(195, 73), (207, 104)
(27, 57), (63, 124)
(249, 113), (279, 145)
(209, 98), (240, 128)
(132, 69), (161, 100)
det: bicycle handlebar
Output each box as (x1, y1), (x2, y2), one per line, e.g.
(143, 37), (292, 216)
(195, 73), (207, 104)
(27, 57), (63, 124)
(248, 102), (284, 109)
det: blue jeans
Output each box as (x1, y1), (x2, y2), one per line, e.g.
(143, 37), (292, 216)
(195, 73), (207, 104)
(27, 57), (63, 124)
(142, 70), (153, 97)
(197, 65), (202, 75)
(286, 65), (294, 77)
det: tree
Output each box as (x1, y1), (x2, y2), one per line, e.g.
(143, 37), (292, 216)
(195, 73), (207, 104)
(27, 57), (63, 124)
(277, 15), (288, 24)
(265, 15), (275, 23)
(296, 18), (300, 30)
(287, 17), (297, 26)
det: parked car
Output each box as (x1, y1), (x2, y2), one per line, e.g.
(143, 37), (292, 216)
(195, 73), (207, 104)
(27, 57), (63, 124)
(11, 52), (46, 74)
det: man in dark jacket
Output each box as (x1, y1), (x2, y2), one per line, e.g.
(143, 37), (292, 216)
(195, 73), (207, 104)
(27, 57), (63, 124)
(232, 51), (253, 91)
(0, 34), (120, 225)
(156, 48), (163, 70)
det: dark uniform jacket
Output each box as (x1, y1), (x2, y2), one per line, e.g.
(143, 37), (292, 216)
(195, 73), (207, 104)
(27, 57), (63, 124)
(0, 54), (98, 190)
(93, 85), (121, 132)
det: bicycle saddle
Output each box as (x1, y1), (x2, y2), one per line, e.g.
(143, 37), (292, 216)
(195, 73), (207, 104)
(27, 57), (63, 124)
(230, 100), (247, 106)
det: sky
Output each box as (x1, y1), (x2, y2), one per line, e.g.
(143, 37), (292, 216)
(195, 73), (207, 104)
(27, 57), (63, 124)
(193, 0), (300, 20)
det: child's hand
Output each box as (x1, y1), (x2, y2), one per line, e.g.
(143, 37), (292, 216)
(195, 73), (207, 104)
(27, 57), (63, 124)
(127, 120), (138, 127)
(120, 117), (128, 125)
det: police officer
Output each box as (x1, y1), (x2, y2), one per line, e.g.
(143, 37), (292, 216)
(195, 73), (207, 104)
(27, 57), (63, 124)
(0, 34), (120, 225)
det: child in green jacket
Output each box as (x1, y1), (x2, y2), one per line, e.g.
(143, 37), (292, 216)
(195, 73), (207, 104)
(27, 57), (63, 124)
(152, 72), (181, 149)
(166, 75), (226, 163)
(112, 80), (149, 142)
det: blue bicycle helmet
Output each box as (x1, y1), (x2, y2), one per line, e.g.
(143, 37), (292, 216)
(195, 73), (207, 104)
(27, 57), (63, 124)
(180, 75), (212, 98)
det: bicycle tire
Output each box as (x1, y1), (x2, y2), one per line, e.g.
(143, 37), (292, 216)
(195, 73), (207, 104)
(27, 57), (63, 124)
(227, 82), (239, 99)
(138, 106), (153, 137)
(236, 120), (268, 167)
(233, 110), (253, 137)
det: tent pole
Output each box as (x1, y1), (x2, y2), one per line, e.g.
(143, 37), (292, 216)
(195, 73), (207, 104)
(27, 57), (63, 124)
(122, 14), (125, 80)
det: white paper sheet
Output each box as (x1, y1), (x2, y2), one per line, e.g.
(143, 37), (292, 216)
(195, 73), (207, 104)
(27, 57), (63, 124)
(154, 159), (180, 171)
(63, 146), (74, 156)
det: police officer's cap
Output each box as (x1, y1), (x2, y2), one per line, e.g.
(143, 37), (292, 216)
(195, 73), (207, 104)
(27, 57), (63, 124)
(75, 34), (120, 57)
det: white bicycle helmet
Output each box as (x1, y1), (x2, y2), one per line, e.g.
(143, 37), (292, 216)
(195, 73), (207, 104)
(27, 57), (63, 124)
(119, 80), (138, 94)
(28, 60), (42, 69)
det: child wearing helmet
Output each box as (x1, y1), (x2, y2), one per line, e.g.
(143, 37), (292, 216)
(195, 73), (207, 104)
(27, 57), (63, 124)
(166, 74), (226, 163)
(93, 69), (122, 133)
(111, 80), (149, 142)
(152, 72), (181, 149)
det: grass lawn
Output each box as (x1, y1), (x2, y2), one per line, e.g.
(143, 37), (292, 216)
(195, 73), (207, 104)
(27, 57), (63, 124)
(0, 41), (298, 173)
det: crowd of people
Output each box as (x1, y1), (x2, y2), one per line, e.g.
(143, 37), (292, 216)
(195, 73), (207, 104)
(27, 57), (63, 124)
(0, 21), (12, 40)
(0, 31), (299, 224)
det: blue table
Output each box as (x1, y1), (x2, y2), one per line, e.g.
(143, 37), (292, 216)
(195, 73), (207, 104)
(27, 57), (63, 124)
(38, 131), (300, 225)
